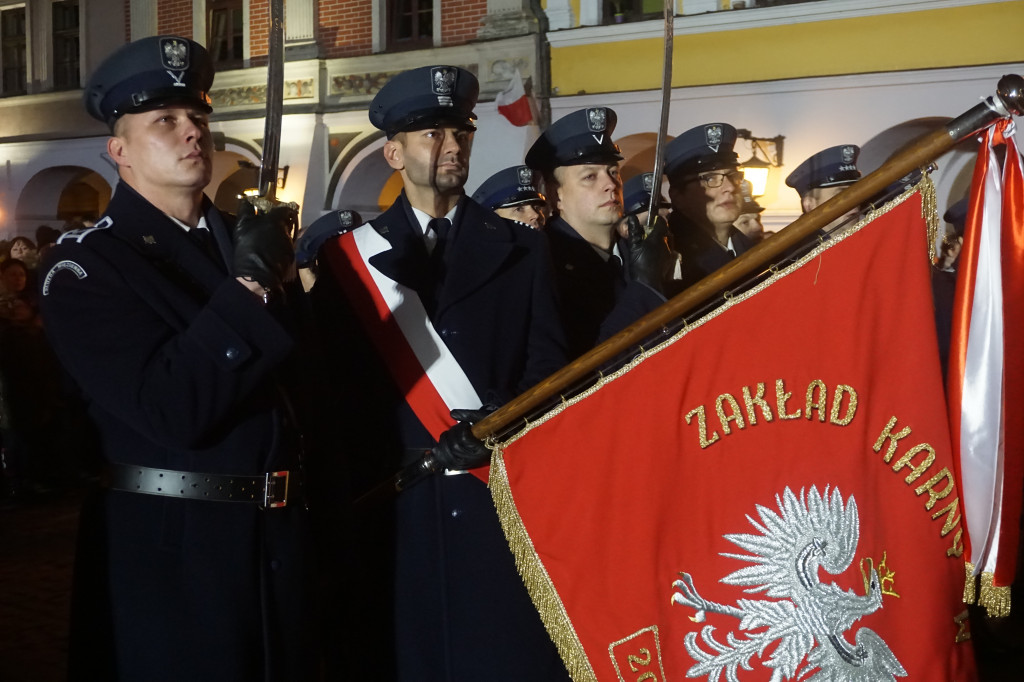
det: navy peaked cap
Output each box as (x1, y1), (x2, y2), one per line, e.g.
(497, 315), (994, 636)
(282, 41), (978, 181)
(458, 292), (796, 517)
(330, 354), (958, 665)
(664, 123), (739, 179)
(84, 36), (214, 125)
(944, 197), (968, 236)
(370, 66), (478, 138)
(526, 108), (622, 171)
(622, 172), (669, 215)
(739, 179), (764, 214)
(295, 209), (363, 267)
(785, 145), (862, 196)
(472, 166), (545, 209)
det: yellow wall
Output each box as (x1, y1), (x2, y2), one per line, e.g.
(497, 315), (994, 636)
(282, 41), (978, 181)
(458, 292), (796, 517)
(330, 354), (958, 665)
(551, 1), (1024, 95)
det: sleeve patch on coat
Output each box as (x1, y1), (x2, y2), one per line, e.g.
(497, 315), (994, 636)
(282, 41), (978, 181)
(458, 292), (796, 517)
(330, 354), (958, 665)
(42, 260), (88, 296)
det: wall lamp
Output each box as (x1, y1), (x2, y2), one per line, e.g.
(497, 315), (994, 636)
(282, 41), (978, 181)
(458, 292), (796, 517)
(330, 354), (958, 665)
(736, 130), (784, 198)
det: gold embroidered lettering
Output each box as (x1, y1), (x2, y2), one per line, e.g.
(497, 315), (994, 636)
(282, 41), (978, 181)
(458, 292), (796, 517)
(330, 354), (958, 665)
(716, 394), (745, 435)
(931, 497), (962, 537)
(741, 383), (773, 426)
(685, 406), (719, 449)
(873, 416), (912, 463)
(954, 609), (971, 643)
(947, 527), (965, 558)
(915, 466), (956, 511)
(805, 380), (827, 422)
(628, 648), (652, 673)
(892, 443), (936, 484)
(830, 384), (857, 425)
(775, 379), (801, 420)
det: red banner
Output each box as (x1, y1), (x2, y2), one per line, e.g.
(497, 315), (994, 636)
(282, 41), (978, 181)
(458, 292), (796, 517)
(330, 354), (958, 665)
(492, 189), (977, 681)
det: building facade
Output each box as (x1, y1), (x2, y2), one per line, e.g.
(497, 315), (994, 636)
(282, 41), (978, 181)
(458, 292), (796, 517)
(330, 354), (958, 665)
(0, 0), (1021, 238)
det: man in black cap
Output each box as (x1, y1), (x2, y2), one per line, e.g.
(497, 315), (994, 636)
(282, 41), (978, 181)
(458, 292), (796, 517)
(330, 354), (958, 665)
(933, 196), (968, 375)
(785, 144), (863, 232)
(623, 171), (671, 220)
(663, 122), (754, 292)
(39, 36), (320, 679)
(310, 65), (569, 680)
(472, 164), (548, 228)
(734, 179), (766, 243)
(527, 107), (670, 359)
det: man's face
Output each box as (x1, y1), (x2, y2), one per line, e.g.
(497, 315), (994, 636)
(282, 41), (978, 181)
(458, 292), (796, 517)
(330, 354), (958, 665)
(801, 185), (848, 214)
(385, 127), (472, 195)
(496, 202), (546, 229)
(734, 213), (764, 241)
(109, 106), (213, 194)
(2, 264), (26, 293)
(801, 184), (858, 232)
(553, 163), (622, 233)
(669, 168), (742, 231)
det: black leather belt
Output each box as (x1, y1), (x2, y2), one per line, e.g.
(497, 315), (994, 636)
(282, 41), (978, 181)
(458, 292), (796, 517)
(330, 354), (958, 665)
(105, 463), (291, 509)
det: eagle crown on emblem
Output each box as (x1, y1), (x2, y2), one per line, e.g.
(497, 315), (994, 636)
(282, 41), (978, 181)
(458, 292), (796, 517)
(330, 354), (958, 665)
(338, 211), (354, 228)
(432, 68), (456, 95)
(161, 39), (188, 71)
(517, 167), (533, 185)
(642, 173), (654, 192)
(842, 146), (856, 164)
(587, 108), (607, 133)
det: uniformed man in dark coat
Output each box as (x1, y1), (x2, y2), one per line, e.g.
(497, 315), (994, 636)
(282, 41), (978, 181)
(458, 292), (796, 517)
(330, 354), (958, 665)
(664, 122), (755, 293)
(38, 36), (319, 680)
(785, 144), (864, 233)
(471, 164), (548, 229)
(526, 108), (670, 359)
(310, 65), (570, 680)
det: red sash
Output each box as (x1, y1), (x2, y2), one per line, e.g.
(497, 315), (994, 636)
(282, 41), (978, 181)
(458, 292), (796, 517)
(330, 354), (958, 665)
(324, 223), (484, 473)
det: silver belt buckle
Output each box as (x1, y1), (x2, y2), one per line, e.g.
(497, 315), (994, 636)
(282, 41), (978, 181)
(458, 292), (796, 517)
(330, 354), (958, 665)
(262, 470), (289, 509)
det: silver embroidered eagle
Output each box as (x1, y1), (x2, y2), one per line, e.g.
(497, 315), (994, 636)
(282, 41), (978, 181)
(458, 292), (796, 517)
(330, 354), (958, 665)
(670, 486), (906, 681)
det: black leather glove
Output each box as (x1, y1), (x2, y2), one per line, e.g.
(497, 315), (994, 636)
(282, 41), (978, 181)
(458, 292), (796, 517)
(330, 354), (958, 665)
(625, 213), (673, 294)
(233, 198), (297, 292)
(432, 406), (498, 470)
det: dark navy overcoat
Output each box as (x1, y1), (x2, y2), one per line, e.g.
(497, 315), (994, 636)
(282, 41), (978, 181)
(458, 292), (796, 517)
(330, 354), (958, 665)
(311, 192), (570, 681)
(39, 183), (319, 681)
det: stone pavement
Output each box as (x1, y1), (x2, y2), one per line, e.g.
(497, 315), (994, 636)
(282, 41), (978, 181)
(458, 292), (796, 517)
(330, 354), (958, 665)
(1, 486), (1023, 681)
(0, 489), (80, 682)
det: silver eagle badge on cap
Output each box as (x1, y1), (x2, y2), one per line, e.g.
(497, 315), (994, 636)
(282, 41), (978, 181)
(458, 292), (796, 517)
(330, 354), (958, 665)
(160, 38), (189, 71)
(517, 166), (533, 186)
(431, 67), (457, 107)
(587, 108), (607, 133)
(642, 172), (654, 192)
(705, 125), (723, 153)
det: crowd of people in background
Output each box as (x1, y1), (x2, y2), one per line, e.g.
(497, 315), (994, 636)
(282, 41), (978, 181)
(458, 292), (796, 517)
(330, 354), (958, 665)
(0, 218), (99, 505)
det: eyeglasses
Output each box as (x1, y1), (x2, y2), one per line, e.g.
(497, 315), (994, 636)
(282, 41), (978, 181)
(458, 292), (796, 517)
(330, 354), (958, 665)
(694, 170), (744, 189)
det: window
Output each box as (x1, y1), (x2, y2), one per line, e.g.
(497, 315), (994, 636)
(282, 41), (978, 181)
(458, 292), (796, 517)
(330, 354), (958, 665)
(52, 0), (80, 90)
(1, 6), (26, 96)
(208, 0), (244, 69)
(388, 0), (432, 51)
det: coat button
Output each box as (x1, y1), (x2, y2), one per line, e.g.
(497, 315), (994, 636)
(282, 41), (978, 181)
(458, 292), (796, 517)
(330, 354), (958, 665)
(450, 508), (461, 518)
(225, 347), (239, 360)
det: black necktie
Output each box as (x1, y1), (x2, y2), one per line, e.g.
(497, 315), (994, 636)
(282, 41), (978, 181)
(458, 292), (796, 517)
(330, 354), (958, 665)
(429, 218), (451, 254)
(190, 227), (220, 265)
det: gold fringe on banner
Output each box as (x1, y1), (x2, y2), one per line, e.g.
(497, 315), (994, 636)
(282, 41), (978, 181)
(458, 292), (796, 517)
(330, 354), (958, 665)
(979, 572), (1013, 618)
(489, 450), (598, 682)
(964, 561), (978, 604)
